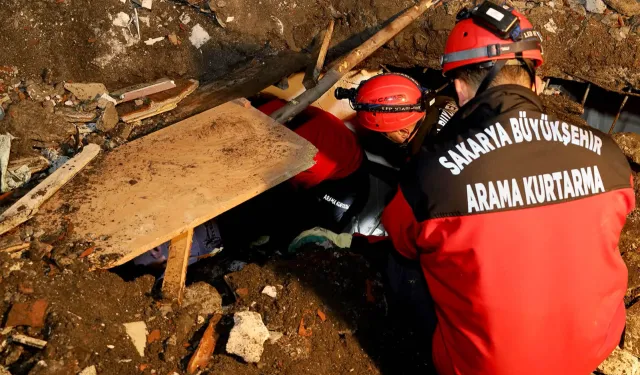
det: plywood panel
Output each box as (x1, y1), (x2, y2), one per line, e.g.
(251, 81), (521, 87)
(37, 99), (317, 269)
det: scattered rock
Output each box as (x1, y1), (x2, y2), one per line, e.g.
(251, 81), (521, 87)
(113, 12), (131, 28)
(55, 107), (98, 123)
(18, 283), (34, 294)
(147, 329), (161, 344)
(544, 18), (558, 33)
(96, 93), (117, 109)
(142, 0), (153, 9)
(179, 13), (191, 25)
(603, 0), (640, 16)
(64, 83), (108, 101)
(4, 345), (24, 366)
(97, 103), (119, 132)
(586, 0), (607, 13)
(261, 286), (277, 298)
(5, 299), (48, 328)
(189, 24), (211, 49)
(144, 37), (165, 46)
(25, 81), (57, 102)
(78, 366), (97, 375)
(610, 25), (631, 41)
(123, 321), (148, 357)
(267, 331), (283, 344)
(168, 33), (179, 46)
(182, 282), (223, 316)
(598, 347), (640, 375)
(84, 133), (106, 147)
(613, 133), (640, 165)
(235, 288), (249, 298)
(226, 311), (270, 363)
(317, 309), (327, 322)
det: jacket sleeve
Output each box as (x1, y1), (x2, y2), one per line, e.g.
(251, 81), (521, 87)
(382, 184), (448, 260)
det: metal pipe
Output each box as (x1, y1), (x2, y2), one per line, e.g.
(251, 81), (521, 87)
(581, 83), (591, 107)
(608, 95), (629, 134)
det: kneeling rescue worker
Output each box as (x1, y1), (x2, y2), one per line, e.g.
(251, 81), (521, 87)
(291, 2), (635, 374)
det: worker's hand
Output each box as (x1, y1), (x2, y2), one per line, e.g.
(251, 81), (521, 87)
(288, 227), (353, 253)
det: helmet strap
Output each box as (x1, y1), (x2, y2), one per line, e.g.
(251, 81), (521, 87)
(475, 59), (507, 96)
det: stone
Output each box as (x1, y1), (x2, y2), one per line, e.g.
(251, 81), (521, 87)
(64, 83), (108, 101)
(123, 321), (148, 357)
(26, 81), (57, 102)
(189, 24), (211, 49)
(182, 282), (223, 316)
(613, 133), (640, 165)
(226, 311), (270, 363)
(586, 0), (608, 13)
(5, 300), (48, 328)
(96, 93), (117, 109)
(544, 18), (558, 33)
(113, 12), (131, 28)
(147, 329), (161, 344)
(626, 303), (640, 357)
(55, 107), (98, 123)
(261, 286), (277, 298)
(267, 331), (283, 344)
(603, 0), (640, 16)
(168, 32), (179, 46)
(97, 102), (119, 132)
(78, 366), (97, 375)
(598, 347), (640, 375)
(142, 0), (153, 9)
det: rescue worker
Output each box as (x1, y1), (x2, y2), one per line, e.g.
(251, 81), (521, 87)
(336, 73), (458, 168)
(291, 3), (635, 374)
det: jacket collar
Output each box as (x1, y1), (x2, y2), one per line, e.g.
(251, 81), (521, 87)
(450, 84), (542, 128)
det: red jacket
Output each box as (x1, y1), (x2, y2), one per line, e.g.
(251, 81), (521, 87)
(382, 85), (635, 374)
(258, 99), (363, 190)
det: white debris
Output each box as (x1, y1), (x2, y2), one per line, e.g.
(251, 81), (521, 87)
(261, 286), (277, 299)
(598, 347), (640, 375)
(544, 19), (558, 33)
(226, 312), (270, 363)
(120, 0), (126, 3)
(79, 366), (97, 375)
(139, 16), (151, 27)
(144, 36), (165, 45)
(97, 93), (118, 109)
(226, 16), (235, 22)
(548, 1), (555, 7)
(586, 0), (607, 13)
(106, 345), (115, 349)
(113, 12), (131, 28)
(197, 315), (205, 324)
(271, 16), (284, 35)
(64, 100), (74, 106)
(189, 24), (211, 49)
(64, 83), (108, 101)
(142, 0), (153, 9)
(123, 321), (148, 357)
(268, 331), (283, 344)
(179, 13), (191, 25)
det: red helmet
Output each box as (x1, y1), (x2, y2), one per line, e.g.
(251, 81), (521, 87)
(349, 73), (426, 132)
(441, 4), (543, 75)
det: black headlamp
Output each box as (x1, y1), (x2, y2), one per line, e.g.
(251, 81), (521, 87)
(457, 1), (521, 40)
(334, 86), (439, 114)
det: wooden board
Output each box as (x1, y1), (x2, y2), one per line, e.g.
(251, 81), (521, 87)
(36, 99), (317, 269)
(162, 229), (193, 304)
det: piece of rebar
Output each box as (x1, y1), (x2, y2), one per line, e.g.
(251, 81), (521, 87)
(269, 0), (442, 124)
(608, 95), (629, 134)
(581, 83), (591, 106)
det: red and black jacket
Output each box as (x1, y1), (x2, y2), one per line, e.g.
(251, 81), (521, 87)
(381, 85), (635, 375)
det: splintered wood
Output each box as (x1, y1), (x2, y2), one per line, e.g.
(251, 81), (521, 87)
(36, 99), (317, 269)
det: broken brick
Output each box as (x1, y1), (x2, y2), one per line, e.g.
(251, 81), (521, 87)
(187, 314), (222, 374)
(138, 363), (149, 372)
(79, 247), (95, 258)
(298, 317), (312, 337)
(365, 280), (375, 303)
(5, 299), (48, 328)
(317, 309), (326, 322)
(18, 283), (34, 294)
(147, 329), (161, 344)
(235, 288), (249, 298)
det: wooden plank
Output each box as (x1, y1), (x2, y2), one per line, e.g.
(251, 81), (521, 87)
(0, 144), (100, 236)
(303, 20), (335, 90)
(35, 99), (317, 269)
(162, 229), (193, 304)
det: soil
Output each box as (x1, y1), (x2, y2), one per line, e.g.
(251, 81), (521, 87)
(0, 240), (428, 375)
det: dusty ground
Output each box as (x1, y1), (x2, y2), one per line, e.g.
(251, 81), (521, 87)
(0, 239), (430, 375)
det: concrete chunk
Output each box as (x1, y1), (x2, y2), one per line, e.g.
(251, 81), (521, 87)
(598, 347), (640, 375)
(226, 311), (269, 363)
(123, 321), (147, 357)
(64, 83), (108, 101)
